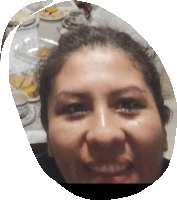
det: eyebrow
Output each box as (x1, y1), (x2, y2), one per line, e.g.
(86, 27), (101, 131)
(53, 91), (88, 101)
(110, 86), (146, 98)
(53, 86), (146, 101)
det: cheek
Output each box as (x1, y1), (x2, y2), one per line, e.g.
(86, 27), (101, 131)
(48, 118), (88, 183)
(126, 115), (165, 183)
(48, 117), (86, 154)
(126, 114), (164, 156)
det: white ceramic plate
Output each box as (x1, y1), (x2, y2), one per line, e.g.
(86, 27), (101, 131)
(39, 10), (66, 21)
(17, 14), (40, 31)
(20, 16), (36, 26)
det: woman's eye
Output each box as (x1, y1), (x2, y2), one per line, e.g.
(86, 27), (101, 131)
(116, 99), (140, 114)
(62, 103), (87, 116)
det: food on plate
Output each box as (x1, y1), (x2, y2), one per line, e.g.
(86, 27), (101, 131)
(39, 5), (65, 19)
(21, 71), (35, 88)
(21, 71), (39, 98)
(10, 7), (35, 26)
(51, 11), (64, 19)
(9, 70), (39, 99)
(39, 10), (50, 18)
(37, 47), (51, 57)
(9, 74), (25, 88)
(46, 5), (58, 13)
(22, 84), (39, 99)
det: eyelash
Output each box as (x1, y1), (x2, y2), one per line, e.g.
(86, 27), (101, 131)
(62, 103), (87, 116)
(115, 99), (141, 114)
(60, 99), (141, 118)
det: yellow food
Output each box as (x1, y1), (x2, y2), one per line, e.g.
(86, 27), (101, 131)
(9, 75), (25, 88)
(51, 11), (64, 19)
(9, 69), (39, 99)
(46, 6), (58, 13)
(39, 6), (64, 19)
(39, 10), (50, 18)
(21, 71), (35, 88)
(22, 85), (39, 98)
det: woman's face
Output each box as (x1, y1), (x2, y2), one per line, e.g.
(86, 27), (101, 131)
(47, 48), (167, 183)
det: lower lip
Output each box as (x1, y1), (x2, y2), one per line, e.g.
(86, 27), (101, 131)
(87, 165), (132, 183)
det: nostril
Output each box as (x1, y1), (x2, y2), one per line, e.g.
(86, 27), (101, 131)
(86, 129), (126, 150)
(87, 142), (125, 159)
(86, 125), (126, 145)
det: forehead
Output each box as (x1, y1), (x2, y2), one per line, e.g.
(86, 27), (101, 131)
(52, 48), (150, 97)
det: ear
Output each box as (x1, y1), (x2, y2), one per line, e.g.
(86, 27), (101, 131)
(162, 128), (168, 152)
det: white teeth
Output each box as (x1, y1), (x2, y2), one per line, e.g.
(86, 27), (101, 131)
(115, 165), (120, 171)
(94, 167), (100, 172)
(100, 166), (107, 173)
(120, 165), (126, 171)
(89, 164), (129, 173)
(108, 165), (115, 173)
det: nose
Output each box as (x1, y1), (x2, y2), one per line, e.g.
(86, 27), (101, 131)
(86, 105), (126, 149)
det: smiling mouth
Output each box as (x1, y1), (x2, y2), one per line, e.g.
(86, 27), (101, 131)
(85, 163), (133, 183)
(86, 163), (132, 174)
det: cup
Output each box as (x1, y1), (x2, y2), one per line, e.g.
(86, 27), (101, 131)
(69, 9), (85, 25)
(12, 90), (29, 119)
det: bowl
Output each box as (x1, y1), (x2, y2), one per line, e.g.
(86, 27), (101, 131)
(12, 90), (29, 118)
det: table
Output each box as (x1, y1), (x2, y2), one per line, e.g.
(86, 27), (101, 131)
(9, 1), (78, 145)
(7, 1), (80, 156)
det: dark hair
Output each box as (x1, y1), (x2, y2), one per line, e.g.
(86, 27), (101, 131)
(37, 26), (171, 132)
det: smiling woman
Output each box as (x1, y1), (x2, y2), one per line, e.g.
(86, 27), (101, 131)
(36, 26), (171, 184)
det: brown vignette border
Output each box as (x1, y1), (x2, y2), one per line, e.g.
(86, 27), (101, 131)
(0, 0), (177, 199)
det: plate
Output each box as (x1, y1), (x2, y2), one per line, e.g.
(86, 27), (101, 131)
(10, 7), (34, 25)
(39, 10), (66, 21)
(14, 37), (58, 65)
(28, 95), (40, 103)
(20, 15), (36, 26)
(10, 87), (40, 102)
(18, 14), (40, 31)
(21, 104), (36, 126)
(9, 7), (39, 30)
